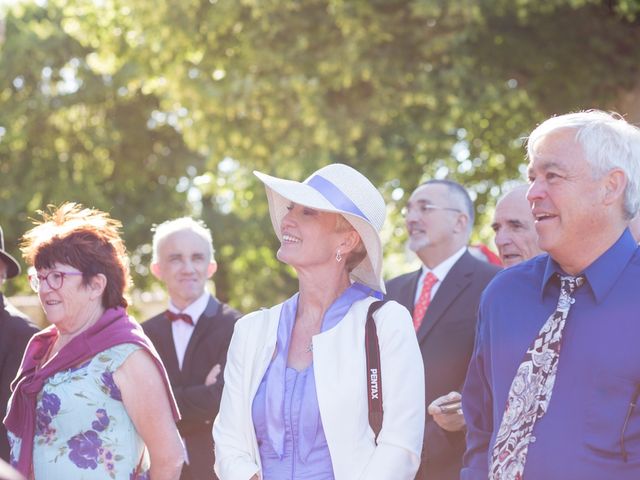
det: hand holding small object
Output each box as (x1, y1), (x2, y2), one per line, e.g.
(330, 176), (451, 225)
(428, 391), (466, 432)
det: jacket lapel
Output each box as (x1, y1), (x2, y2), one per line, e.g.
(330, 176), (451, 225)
(416, 251), (474, 344)
(156, 314), (182, 381)
(398, 269), (421, 314)
(181, 295), (220, 374)
(249, 306), (281, 398)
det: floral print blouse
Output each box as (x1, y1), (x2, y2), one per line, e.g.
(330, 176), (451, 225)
(9, 343), (150, 480)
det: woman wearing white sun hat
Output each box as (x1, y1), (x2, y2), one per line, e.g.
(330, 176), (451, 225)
(213, 164), (425, 480)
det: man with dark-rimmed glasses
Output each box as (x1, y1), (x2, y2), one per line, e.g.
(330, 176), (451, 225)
(385, 180), (499, 480)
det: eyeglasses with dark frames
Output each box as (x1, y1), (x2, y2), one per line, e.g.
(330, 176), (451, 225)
(28, 270), (83, 292)
(403, 204), (462, 217)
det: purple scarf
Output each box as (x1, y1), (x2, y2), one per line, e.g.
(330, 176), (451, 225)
(264, 283), (371, 462)
(3, 306), (180, 476)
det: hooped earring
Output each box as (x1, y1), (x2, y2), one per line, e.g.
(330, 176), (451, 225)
(336, 250), (343, 263)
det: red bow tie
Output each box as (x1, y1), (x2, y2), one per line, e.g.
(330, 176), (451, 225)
(165, 310), (194, 326)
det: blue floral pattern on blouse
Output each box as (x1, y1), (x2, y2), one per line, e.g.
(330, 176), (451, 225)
(9, 344), (150, 479)
(35, 391), (60, 444)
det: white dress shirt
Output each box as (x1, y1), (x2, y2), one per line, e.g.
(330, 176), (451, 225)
(168, 290), (209, 370)
(413, 246), (467, 306)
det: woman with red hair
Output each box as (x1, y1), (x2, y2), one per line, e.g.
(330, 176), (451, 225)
(4, 203), (184, 480)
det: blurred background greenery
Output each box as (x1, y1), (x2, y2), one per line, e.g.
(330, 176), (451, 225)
(1, 0), (639, 316)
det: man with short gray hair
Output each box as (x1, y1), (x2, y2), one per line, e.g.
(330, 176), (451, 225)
(143, 217), (241, 480)
(386, 180), (499, 480)
(463, 110), (640, 480)
(428, 182), (544, 451)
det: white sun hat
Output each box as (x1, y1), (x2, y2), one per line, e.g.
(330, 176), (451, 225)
(254, 163), (387, 294)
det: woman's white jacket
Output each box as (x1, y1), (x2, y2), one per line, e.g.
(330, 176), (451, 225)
(213, 297), (425, 480)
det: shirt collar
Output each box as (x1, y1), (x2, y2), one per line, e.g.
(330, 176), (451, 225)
(168, 290), (210, 326)
(420, 246), (467, 282)
(541, 228), (638, 303)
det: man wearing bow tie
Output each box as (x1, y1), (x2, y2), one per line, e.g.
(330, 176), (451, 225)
(143, 218), (241, 480)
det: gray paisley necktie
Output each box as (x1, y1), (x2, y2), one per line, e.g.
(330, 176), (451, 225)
(490, 274), (585, 480)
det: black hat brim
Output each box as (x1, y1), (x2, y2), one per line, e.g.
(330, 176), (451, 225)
(0, 251), (21, 279)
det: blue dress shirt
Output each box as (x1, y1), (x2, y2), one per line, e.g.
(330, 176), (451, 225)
(462, 229), (640, 480)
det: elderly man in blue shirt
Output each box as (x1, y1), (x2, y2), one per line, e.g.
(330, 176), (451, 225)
(462, 109), (640, 480)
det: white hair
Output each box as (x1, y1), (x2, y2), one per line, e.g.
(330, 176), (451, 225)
(527, 110), (640, 219)
(151, 217), (215, 263)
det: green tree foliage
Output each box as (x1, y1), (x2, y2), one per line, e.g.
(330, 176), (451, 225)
(1, 0), (639, 309)
(0, 2), (204, 296)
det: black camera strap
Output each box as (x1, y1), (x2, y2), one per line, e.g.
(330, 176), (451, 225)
(365, 300), (386, 443)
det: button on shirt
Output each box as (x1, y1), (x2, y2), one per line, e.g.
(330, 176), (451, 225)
(413, 246), (467, 306)
(168, 290), (209, 370)
(462, 229), (640, 480)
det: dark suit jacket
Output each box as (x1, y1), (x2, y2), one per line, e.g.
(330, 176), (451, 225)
(386, 251), (499, 480)
(143, 295), (240, 480)
(0, 294), (38, 463)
